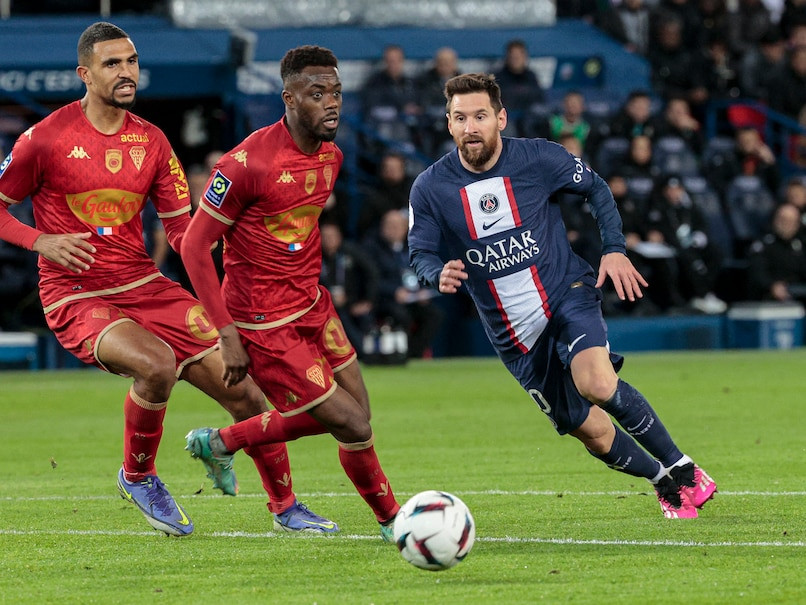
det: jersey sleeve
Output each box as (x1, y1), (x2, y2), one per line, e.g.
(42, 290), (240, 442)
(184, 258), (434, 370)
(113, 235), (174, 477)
(407, 173), (445, 288)
(146, 134), (192, 253)
(538, 140), (626, 254)
(0, 129), (46, 205)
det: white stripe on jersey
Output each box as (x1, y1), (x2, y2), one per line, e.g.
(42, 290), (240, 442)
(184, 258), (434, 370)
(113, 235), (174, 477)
(461, 177), (520, 239)
(488, 266), (550, 353)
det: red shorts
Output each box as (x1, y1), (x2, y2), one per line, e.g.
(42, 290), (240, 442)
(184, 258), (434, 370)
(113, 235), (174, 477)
(239, 286), (357, 416)
(46, 275), (220, 374)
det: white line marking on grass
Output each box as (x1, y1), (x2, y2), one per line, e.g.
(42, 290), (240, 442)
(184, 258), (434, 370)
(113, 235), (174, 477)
(0, 528), (804, 548)
(3, 489), (806, 502)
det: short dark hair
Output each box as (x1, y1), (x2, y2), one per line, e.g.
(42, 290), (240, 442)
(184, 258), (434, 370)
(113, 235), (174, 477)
(444, 73), (503, 114)
(77, 22), (129, 65)
(280, 45), (338, 85)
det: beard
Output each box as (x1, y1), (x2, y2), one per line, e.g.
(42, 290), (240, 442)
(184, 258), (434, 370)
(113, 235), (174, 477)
(299, 112), (338, 142)
(108, 81), (137, 110)
(458, 136), (496, 169)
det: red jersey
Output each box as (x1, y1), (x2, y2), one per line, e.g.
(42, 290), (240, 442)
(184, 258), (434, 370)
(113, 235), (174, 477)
(0, 101), (191, 310)
(194, 119), (342, 326)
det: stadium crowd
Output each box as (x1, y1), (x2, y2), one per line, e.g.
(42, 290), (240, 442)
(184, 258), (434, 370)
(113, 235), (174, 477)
(2, 0), (806, 360)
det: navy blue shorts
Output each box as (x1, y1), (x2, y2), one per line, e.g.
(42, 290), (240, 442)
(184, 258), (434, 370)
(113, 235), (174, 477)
(503, 282), (623, 435)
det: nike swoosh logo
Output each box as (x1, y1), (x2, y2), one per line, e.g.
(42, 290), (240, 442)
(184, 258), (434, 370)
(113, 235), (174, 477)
(482, 217), (504, 230)
(567, 333), (587, 353)
(299, 520), (337, 530)
(176, 505), (191, 526)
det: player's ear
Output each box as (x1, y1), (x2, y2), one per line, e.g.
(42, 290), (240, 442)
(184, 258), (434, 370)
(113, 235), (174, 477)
(281, 89), (295, 109)
(498, 107), (508, 132)
(76, 65), (90, 84)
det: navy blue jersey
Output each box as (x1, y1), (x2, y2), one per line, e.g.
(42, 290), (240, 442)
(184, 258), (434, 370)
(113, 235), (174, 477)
(408, 137), (626, 360)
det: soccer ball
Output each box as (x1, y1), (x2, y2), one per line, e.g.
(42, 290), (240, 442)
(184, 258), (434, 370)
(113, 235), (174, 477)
(393, 490), (475, 571)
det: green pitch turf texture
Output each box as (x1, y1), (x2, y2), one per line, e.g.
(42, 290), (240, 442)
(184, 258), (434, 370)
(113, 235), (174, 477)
(1, 350), (804, 604)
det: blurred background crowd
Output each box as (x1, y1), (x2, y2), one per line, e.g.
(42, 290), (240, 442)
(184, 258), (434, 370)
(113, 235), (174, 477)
(1, 0), (806, 361)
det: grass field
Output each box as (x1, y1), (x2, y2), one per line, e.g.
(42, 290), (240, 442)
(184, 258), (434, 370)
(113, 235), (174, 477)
(1, 350), (805, 604)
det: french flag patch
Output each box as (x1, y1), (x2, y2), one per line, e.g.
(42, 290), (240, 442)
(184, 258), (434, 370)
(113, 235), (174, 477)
(288, 242), (303, 252)
(96, 226), (119, 235)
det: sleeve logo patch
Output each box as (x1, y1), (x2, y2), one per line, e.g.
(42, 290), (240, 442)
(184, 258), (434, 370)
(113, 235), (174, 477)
(204, 170), (232, 208)
(0, 152), (12, 177)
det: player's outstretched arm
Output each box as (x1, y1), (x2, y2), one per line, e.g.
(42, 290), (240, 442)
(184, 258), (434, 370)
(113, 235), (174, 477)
(596, 252), (647, 302)
(439, 259), (468, 294)
(33, 232), (96, 274)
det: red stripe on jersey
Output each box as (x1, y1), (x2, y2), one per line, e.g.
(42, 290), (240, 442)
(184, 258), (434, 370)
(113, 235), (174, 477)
(459, 187), (478, 240)
(503, 177), (522, 226)
(487, 279), (529, 354)
(530, 264), (552, 319)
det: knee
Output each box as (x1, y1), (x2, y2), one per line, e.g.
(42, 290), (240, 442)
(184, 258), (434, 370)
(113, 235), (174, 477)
(134, 350), (178, 401)
(575, 372), (618, 406)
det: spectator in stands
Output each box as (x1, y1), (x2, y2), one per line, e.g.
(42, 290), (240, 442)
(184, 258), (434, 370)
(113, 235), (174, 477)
(416, 47), (462, 157)
(647, 12), (709, 113)
(645, 175), (728, 313)
(320, 221), (380, 359)
(747, 203), (806, 303)
(766, 44), (806, 120)
(362, 209), (442, 358)
(360, 44), (420, 138)
(548, 90), (591, 153)
(653, 95), (705, 155)
(597, 0), (652, 56)
(357, 151), (413, 236)
(621, 134), (661, 179)
(652, 0), (705, 49)
(609, 89), (658, 140)
(700, 34), (742, 101)
(727, 0), (774, 56)
(739, 26), (787, 101)
(780, 177), (806, 232)
(494, 39), (544, 135)
(707, 125), (779, 193)
(781, 0), (806, 39)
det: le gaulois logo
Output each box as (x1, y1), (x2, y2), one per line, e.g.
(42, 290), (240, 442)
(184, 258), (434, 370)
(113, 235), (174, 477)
(66, 189), (144, 226)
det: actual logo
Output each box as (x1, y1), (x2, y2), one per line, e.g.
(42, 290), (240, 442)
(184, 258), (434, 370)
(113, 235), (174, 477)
(478, 193), (499, 214)
(204, 170), (232, 208)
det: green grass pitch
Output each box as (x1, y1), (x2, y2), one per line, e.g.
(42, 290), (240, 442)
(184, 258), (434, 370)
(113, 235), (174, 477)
(1, 350), (805, 604)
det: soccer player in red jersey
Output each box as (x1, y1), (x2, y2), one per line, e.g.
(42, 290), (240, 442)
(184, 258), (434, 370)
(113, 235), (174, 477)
(181, 46), (401, 541)
(0, 22), (336, 536)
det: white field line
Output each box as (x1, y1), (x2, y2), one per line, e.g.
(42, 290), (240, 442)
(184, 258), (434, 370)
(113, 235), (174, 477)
(0, 528), (803, 548)
(2, 489), (806, 502)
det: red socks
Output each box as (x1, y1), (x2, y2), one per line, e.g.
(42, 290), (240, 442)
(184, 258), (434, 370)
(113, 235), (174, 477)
(219, 410), (327, 452)
(122, 387), (166, 481)
(338, 437), (400, 523)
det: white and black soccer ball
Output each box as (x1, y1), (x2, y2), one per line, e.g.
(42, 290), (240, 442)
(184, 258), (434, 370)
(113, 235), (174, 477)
(393, 490), (475, 571)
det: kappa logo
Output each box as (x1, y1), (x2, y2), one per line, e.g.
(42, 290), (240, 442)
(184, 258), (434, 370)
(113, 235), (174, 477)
(67, 146), (91, 159)
(276, 170), (296, 184)
(231, 149), (247, 166)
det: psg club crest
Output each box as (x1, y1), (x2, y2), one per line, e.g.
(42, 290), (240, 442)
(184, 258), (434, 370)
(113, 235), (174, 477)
(478, 193), (499, 214)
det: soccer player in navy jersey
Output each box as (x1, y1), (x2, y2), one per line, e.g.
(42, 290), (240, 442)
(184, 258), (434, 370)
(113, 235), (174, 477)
(181, 46), (401, 540)
(408, 73), (716, 518)
(0, 22), (334, 536)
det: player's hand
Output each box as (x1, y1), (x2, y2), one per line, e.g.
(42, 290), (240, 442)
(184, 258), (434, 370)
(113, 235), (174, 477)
(218, 324), (251, 387)
(32, 232), (96, 274)
(596, 252), (648, 302)
(439, 259), (467, 294)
